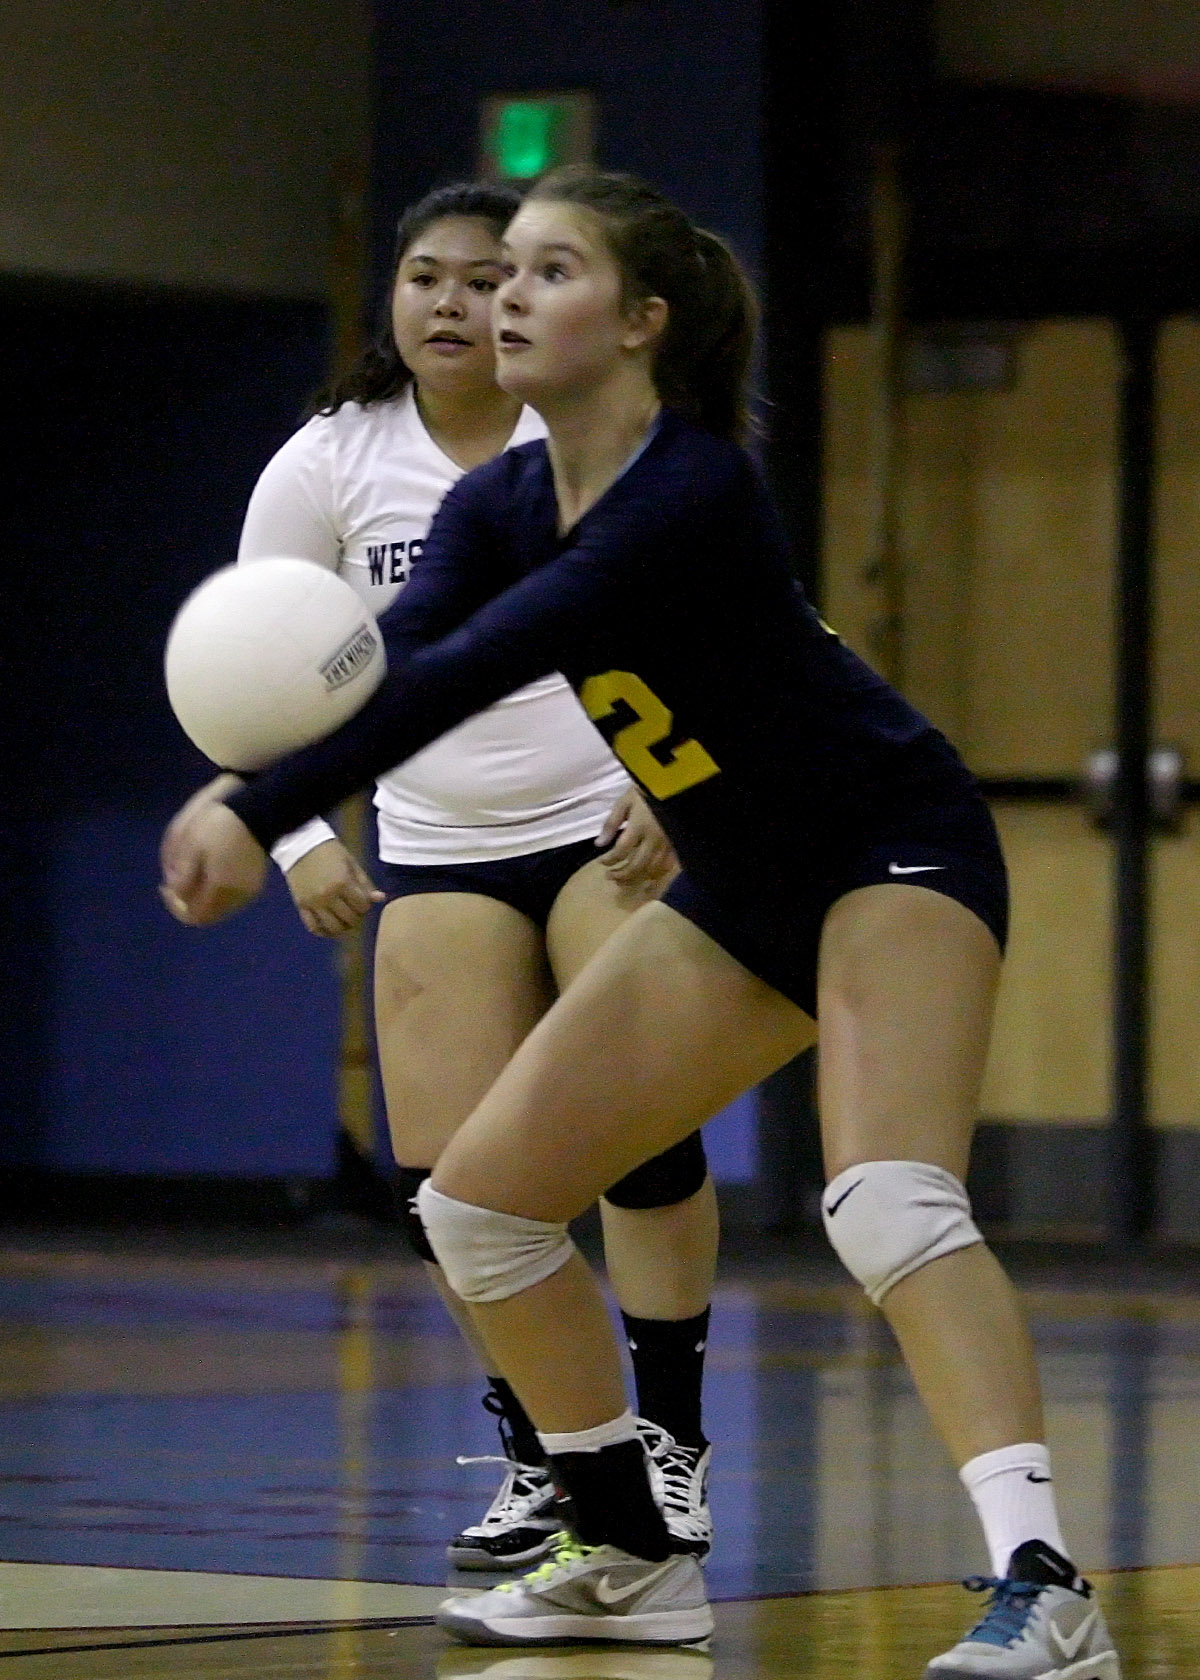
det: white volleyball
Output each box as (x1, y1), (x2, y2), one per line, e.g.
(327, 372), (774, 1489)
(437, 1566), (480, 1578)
(165, 558), (386, 771)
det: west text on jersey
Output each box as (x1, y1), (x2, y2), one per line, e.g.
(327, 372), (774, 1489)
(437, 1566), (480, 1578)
(366, 539), (424, 587)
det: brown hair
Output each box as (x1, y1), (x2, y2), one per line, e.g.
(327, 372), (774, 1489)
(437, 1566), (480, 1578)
(526, 168), (757, 444)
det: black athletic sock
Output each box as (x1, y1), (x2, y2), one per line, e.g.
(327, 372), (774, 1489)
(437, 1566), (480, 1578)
(621, 1307), (710, 1446)
(548, 1438), (671, 1560)
(483, 1376), (546, 1467)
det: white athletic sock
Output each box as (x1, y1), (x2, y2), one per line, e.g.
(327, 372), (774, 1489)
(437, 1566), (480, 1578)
(538, 1409), (639, 1456)
(960, 1442), (1069, 1577)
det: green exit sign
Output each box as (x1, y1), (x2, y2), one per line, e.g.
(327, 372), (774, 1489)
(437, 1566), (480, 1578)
(480, 91), (595, 182)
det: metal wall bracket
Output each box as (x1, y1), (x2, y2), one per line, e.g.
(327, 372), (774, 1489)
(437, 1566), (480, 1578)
(1083, 745), (1186, 833)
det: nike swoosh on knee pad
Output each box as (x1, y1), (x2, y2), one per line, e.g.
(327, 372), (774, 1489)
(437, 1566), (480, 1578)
(824, 1177), (865, 1217)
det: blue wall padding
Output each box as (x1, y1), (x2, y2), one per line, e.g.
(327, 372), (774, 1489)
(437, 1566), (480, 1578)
(703, 1091), (759, 1185)
(3, 289), (340, 1177)
(30, 809), (340, 1177)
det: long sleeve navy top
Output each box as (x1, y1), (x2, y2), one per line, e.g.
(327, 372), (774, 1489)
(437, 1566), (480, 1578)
(228, 408), (973, 914)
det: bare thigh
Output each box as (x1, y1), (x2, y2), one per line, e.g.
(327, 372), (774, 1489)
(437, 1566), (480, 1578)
(816, 883), (1002, 1180)
(544, 853), (666, 988)
(433, 901), (816, 1219)
(374, 893), (554, 1167)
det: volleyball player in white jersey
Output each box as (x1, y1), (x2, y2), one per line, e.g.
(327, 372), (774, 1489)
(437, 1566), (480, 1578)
(238, 183), (716, 1568)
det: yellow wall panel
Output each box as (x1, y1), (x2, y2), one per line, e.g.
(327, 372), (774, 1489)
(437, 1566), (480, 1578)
(822, 329), (882, 666)
(1154, 318), (1200, 767)
(822, 322), (1116, 775)
(1149, 829), (1200, 1128)
(962, 323), (1116, 776)
(982, 805), (1111, 1123)
(823, 321), (1200, 1132)
(894, 391), (978, 746)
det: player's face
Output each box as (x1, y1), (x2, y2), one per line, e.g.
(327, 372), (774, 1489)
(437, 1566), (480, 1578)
(391, 217), (507, 395)
(494, 202), (659, 402)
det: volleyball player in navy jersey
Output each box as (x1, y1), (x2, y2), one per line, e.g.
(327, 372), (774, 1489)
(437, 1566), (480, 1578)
(234, 181), (716, 1569)
(162, 171), (1120, 1678)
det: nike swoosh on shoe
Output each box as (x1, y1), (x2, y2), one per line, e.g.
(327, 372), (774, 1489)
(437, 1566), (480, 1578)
(1049, 1606), (1099, 1662)
(593, 1561), (678, 1605)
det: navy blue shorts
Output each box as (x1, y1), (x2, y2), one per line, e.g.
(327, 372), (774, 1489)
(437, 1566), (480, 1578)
(376, 834), (605, 931)
(377, 834), (710, 1200)
(662, 787), (1008, 1018)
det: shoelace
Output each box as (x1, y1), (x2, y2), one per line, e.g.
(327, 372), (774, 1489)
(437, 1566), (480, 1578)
(959, 1576), (1045, 1649)
(638, 1423), (707, 1536)
(455, 1454), (553, 1531)
(497, 1533), (590, 1593)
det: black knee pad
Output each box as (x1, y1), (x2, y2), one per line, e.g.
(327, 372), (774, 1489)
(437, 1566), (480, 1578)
(603, 1132), (708, 1210)
(394, 1165), (437, 1262)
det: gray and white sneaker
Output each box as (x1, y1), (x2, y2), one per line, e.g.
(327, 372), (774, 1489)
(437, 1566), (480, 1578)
(448, 1456), (562, 1571)
(438, 1536), (714, 1647)
(637, 1421), (713, 1559)
(927, 1541), (1120, 1679)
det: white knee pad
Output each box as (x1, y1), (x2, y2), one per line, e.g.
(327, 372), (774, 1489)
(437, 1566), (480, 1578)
(416, 1181), (576, 1303)
(821, 1160), (983, 1306)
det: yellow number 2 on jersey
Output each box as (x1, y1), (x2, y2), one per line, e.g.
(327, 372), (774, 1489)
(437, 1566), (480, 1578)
(580, 670), (720, 801)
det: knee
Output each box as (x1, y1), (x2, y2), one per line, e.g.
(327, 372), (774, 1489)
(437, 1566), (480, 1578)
(602, 1133), (708, 1210)
(820, 1160), (983, 1306)
(416, 1180), (577, 1303)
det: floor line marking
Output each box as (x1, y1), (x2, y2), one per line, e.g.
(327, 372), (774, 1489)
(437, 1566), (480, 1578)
(0, 1616), (434, 1660)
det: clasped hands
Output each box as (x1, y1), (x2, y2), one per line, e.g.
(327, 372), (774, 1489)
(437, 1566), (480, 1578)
(160, 779), (675, 932)
(158, 774), (271, 927)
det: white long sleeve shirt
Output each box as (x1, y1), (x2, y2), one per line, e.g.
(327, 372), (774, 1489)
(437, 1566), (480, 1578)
(237, 388), (628, 870)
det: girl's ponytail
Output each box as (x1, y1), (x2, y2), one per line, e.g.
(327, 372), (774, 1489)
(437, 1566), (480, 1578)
(662, 225), (757, 443)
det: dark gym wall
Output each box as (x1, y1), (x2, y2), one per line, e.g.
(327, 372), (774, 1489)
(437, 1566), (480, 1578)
(1, 2), (767, 1192)
(1, 0), (371, 1186)
(371, 0), (763, 298)
(1, 286), (343, 1180)
(367, 0), (768, 1191)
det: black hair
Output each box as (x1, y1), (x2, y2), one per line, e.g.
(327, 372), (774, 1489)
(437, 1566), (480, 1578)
(526, 168), (757, 444)
(309, 181), (523, 416)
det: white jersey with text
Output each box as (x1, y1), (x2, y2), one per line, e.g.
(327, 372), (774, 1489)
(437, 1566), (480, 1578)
(237, 389), (629, 868)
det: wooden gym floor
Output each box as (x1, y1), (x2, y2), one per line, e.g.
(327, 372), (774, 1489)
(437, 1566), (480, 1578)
(0, 1233), (1196, 1677)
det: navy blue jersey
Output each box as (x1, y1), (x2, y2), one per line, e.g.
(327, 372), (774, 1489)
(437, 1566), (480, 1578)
(228, 408), (979, 919)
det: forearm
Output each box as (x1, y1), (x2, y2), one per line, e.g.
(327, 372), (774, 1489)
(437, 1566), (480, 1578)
(226, 550), (619, 850)
(227, 676), (435, 849)
(226, 634), (532, 849)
